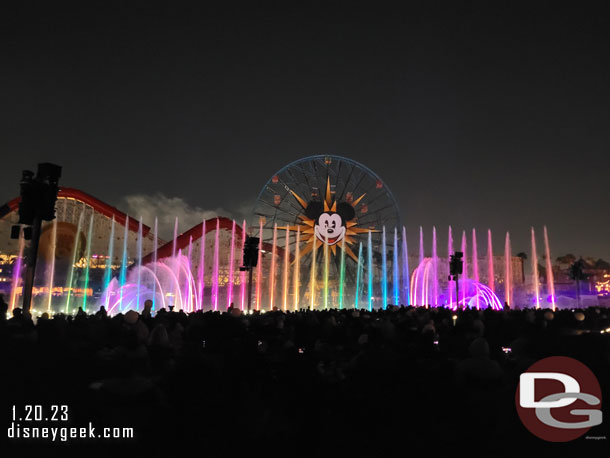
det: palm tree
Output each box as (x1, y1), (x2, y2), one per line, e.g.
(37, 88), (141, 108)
(569, 258), (588, 308)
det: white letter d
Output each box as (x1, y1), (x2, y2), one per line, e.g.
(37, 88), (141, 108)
(520, 372), (580, 408)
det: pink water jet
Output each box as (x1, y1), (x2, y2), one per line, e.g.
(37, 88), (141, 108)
(227, 220), (236, 309)
(487, 229), (494, 292)
(212, 218), (220, 311)
(472, 228), (479, 310)
(531, 227), (540, 309)
(543, 226), (556, 311)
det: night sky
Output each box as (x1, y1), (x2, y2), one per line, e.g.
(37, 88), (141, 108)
(1, 2), (609, 262)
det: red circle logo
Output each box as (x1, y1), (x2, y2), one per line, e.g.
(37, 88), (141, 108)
(515, 356), (602, 442)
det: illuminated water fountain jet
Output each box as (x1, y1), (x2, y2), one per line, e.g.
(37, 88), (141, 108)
(544, 226), (556, 311)
(531, 227), (540, 309)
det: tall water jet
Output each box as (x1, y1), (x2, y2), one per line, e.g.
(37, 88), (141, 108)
(381, 226), (387, 309)
(461, 230), (468, 307)
(419, 226), (424, 266)
(197, 219), (206, 310)
(504, 232), (512, 307)
(447, 226), (454, 308)
(472, 228), (480, 310)
(339, 236), (346, 309)
(487, 229), (494, 292)
(135, 218), (143, 311)
(367, 230), (373, 311)
(240, 220), (247, 310)
(212, 218), (220, 311)
(46, 219), (58, 312)
(293, 227), (300, 310)
(531, 227), (540, 309)
(186, 236), (193, 311)
(118, 215), (129, 312)
(432, 226), (438, 306)
(355, 242), (363, 309)
(152, 217), (158, 309)
(103, 217), (116, 309)
(269, 223), (278, 310)
(172, 217), (179, 259)
(227, 220), (236, 309)
(282, 227), (290, 311)
(9, 228), (25, 311)
(65, 211), (84, 314)
(310, 236), (316, 310)
(543, 226), (556, 311)
(393, 227), (399, 305)
(402, 226), (410, 305)
(324, 235), (329, 309)
(256, 220), (263, 310)
(82, 213), (94, 311)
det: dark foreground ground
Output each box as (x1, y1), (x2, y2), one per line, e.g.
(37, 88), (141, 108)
(1, 303), (609, 457)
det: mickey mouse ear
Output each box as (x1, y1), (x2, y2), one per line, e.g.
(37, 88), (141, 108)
(336, 202), (355, 221)
(305, 201), (324, 220)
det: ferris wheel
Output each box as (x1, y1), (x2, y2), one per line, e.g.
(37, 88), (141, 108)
(251, 155), (402, 310)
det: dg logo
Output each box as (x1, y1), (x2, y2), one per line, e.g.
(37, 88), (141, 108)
(516, 356), (603, 442)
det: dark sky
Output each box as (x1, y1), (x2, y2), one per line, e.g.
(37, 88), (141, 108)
(1, 2), (609, 262)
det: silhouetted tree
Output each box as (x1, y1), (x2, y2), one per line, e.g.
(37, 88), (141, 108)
(594, 258), (610, 272)
(556, 254), (576, 266)
(569, 258), (588, 307)
(537, 263), (546, 279)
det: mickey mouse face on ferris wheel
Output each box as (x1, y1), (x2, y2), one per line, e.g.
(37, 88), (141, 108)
(305, 201), (356, 246)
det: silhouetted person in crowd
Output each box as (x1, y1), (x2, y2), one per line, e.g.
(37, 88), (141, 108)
(142, 300), (153, 320)
(0, 294), (8, 321)
(96, 305), (108, 318)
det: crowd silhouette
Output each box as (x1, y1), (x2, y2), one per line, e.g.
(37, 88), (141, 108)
(2, 295), (608, 456)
